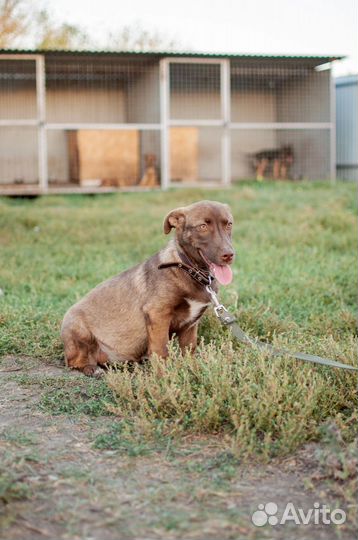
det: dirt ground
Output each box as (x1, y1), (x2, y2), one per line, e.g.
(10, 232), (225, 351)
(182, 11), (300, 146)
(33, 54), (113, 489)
(0, 356), (356, 540)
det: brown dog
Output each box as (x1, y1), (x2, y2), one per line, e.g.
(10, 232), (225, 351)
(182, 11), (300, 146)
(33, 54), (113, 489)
(139, 154), (159, 187)
(253, 145), (294, 180)
(61, 201), (234, 376)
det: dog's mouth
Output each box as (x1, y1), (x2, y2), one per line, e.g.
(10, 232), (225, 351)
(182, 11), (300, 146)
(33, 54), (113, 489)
(198, 250), (233, 286)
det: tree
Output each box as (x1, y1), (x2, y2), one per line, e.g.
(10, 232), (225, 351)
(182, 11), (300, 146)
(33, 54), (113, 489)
(0, 0), (29, 48)
(0, 0), (91, 49)
(107, 21), (179, 52)
(0, 1), (181, 52)
(34, 10), (91, 50)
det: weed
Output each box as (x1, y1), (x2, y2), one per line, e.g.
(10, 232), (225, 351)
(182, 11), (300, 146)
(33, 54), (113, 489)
(39, 379), (115, 416)
(93, 421), (154, 456)
(1, 430), (38, 446)
(185, 450), (241, 483)
(0, 454), (33, 505)
(0, 469), (31, 504)
(106, 338), (357, 458)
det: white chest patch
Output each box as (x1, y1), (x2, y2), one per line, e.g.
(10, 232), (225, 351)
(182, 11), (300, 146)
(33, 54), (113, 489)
(183, 298), (210, 326)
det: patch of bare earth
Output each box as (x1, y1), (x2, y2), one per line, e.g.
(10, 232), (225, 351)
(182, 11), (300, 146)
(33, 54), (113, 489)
(0, 356), (356, 540)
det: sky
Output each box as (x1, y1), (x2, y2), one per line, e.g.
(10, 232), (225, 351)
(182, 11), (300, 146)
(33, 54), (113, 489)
(44, 0), (357, 76)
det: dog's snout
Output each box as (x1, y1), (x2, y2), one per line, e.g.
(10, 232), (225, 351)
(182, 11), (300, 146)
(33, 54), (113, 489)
(221, 251), (234, 264)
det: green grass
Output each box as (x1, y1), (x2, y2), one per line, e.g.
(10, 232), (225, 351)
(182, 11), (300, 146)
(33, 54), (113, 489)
(12, 373), (115, 416)
(106, 338), (357, 458)
(1, 429), (39, 446)
(93, 421), (156, 456)
(0, 466), (31, 505)
(0, 181), (357, 457)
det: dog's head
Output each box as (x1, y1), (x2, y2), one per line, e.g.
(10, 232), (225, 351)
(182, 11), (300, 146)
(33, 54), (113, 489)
(164, 201), (235, 285)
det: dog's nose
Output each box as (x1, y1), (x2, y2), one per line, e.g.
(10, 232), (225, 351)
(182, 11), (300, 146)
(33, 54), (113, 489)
(221, 251), (234, 264)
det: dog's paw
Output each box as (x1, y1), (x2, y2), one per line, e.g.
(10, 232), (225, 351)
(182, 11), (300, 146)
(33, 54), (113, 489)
(83, 365), (104, 378)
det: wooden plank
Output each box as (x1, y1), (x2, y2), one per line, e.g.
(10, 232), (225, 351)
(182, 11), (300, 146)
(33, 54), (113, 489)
(170, 127), (198, 182)
(67, 130), (140, 186)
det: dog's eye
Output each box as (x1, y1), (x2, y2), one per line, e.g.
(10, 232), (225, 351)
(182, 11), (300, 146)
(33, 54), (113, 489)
(226, 222), (233, 230)
(198, 223), (208, 231)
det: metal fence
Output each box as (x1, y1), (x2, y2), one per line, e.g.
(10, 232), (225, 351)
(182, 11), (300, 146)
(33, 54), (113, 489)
(0, 52), (337, 193)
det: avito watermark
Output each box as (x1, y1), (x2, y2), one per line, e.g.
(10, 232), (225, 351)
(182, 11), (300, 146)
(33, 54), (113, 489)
(251, 501), (346, 527)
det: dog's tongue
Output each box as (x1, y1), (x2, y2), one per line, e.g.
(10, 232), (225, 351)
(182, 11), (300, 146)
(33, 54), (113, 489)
(210, 263), (233, 285)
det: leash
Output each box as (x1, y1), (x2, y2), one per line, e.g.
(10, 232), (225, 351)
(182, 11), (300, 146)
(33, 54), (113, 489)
(205, 285), (358, 373)
(158, 257), (357, 372)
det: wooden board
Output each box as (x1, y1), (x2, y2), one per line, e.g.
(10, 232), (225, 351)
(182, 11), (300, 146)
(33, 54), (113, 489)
(170, 127), (198, 182)
(68, 130), (139, 186)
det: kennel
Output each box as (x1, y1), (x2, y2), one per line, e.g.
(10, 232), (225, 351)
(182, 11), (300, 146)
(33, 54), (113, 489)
(0, 49), (342, 194)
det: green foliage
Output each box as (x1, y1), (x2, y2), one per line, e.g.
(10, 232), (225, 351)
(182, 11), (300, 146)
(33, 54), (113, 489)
(313, 417), (358, 505)
(0, 451), (34, 505)
(0, 469), (30, 504)
(184, 450), (241, 481)
(0, 181), (357, 457)
(93, 421), (154, 456)
(0, 182), (356, 357)
(14, 373), (116, 416)
(2, 430), (38, 446)
(35, 9), (91, 50)
(106, 337), (357, 458)
(38, 378), (115, 416)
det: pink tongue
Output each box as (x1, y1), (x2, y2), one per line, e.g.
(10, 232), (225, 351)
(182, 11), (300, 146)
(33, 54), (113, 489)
(210, 264), (233, 285)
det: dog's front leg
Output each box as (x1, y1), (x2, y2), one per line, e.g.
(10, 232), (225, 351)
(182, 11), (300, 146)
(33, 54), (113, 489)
(143, 306), (171, 358)
(178, 324), (198, 354)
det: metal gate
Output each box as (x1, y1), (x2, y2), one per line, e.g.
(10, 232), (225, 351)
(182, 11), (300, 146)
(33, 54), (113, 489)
(0, 55), (46, 191)
(160, 58), (230, 188)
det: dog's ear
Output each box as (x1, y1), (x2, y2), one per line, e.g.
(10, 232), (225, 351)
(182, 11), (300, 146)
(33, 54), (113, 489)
(163, 208), (186, 234)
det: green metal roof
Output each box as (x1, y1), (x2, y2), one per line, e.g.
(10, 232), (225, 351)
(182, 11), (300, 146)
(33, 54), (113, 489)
(0, 48), (344, 64)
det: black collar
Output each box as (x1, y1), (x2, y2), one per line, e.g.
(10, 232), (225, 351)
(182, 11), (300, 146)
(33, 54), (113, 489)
(158, 250), (214, 287)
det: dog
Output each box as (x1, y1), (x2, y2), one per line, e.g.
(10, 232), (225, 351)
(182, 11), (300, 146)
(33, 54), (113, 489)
(139, 154), (159, 187)
(252, 145), (294, 181)
(61, 201), (235, 377)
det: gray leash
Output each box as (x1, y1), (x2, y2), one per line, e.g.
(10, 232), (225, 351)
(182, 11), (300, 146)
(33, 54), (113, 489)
(206, 285), (358, 372)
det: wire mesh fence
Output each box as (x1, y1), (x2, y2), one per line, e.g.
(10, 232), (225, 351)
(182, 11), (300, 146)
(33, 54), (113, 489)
(45, 55), (160, 124)
(46, 128), (161, 188)
(0, 53), (334, 191)
(0, 126), (38, 185)
(230, 59), (331, 123)
(231, 129), (331, 180)
(0, 59), (37, 120)
(169, 62), (221, 120)
(169, 127), (222, 183)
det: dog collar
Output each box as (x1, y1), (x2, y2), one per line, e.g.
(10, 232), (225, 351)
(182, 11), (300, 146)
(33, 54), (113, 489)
(158, 261), (214, 287)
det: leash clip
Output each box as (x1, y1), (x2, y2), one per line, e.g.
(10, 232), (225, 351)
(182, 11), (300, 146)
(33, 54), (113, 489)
(214, 304), (226, 317)
(205, 284), (220, 307)
(205, 285), (234, 324)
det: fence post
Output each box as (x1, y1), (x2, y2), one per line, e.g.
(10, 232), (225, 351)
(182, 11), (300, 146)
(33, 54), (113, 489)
(160, 59), (170, 190)
(221, 59), (231, 186)
(330, 66), (337, 184)
(36, 55), (48, 193)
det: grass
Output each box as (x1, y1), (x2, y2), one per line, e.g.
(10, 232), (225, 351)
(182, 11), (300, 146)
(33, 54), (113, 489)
(0, 431), (39, 506)
(106, 338), (357, 458)
(93, 421), (156, 456)
(314, 418), (358, 504)
(38, 377), (115, 416)
(12, 373), (115, 416)
(0, 180), (357, 458)
(0, 465), (31, 505)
